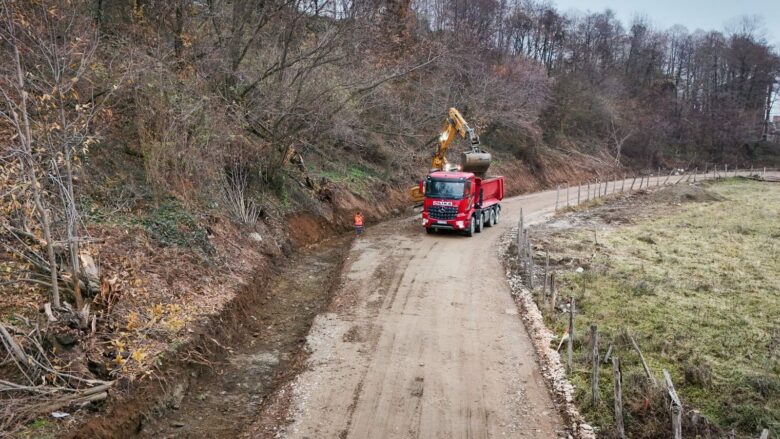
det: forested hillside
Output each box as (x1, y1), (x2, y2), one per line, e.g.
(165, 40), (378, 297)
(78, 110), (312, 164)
(1, 0), (779, 435)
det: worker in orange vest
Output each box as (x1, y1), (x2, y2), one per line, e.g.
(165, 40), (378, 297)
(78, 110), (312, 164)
(354, 212), (364, 236)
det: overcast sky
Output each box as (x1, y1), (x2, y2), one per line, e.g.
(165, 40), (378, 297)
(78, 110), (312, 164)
(552, 0), (780, 46)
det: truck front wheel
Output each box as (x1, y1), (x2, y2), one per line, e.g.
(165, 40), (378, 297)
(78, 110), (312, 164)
(465, 218), (475, 237)
(475, 213), (483, 233)
(425, 227), (434, 234)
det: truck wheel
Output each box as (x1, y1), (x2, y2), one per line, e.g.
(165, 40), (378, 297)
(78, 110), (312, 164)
(494, 206), (500, 224)
(475, 213), (483, 233)
(465, 218), (474, 237)
(485, 209), (494, 228)
(425, 227), (434, 234)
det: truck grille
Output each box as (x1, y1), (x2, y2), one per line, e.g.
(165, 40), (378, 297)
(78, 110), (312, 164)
(428, 206), (458, 220)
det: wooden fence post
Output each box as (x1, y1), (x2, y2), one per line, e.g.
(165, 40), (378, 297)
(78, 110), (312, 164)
(566, 184), (570, 207)
(549, 273), (557, 313)
(578, 184), (581, 205)
(556, 186), (560, 211)
(567, 297), (575, 373)
(591, 324), (600, 405)
(517, 208), (524, 252)
(604, 178), (608, 196)
(587, 181), (591, 201)
(613, 357), (626, 439)
(693, 167), (698, 182)
(763, 167), (766, 178)
(664, 369), (683, 439)
(657, 167), (661, 186)
(630, 176), (637, 191)
(528, 240), (534, 289)
(621, 176), (626, 192)
(523, 229), (528, 259)
(543, 254), (549, 295)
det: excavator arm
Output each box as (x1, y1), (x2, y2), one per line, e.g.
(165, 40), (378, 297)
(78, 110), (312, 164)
(411, 108), (490, 202)
(431, 108), (480, 171)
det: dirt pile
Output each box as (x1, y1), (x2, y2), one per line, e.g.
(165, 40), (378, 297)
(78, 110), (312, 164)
(646, 184), (724, 204)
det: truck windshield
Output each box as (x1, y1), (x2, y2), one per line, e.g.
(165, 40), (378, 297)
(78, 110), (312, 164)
(426, 179), (465, 200)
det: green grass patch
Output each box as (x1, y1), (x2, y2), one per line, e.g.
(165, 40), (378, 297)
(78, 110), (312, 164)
(545, 181), (779, 437)
(313, 164), (383, 196)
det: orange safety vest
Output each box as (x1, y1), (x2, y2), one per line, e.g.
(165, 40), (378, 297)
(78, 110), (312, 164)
(354, 214), (363, 227)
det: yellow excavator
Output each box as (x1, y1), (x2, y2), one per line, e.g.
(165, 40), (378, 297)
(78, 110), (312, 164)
(410, 108), (492, 202)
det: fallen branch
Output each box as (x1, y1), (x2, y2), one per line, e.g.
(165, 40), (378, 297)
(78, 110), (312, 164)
(0, 323), (27, 364)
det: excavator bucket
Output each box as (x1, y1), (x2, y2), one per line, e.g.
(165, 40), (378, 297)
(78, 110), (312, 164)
(461, 151), (492, 177)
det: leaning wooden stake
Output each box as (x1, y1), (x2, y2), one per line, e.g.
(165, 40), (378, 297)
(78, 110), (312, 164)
(566, 184), (570, 207)
(657, 167), (661, 186)
(555, 186), (560, 211)
(629, 333), (658, 386)
(577, 184), (581, 205)
(613, 357), (626, 439)
(663, 169), (674, 185)
(630, 176), (637, 191)
(603, 344), (613, 364)
(587, 181), (591, 201)
(621, 175), (626, 192)
(567, 297), (575, 373)
(591, 324), (600, 405)
(664, 369), (683, 439)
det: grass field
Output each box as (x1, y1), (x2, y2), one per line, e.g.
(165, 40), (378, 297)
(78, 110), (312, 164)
(541, 180), (780, 438)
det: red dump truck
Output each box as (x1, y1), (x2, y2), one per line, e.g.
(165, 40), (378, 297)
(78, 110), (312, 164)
(420, 170), (505, 236)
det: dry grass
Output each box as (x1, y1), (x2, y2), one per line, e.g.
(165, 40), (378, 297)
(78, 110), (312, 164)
(537, 180), (780, 438)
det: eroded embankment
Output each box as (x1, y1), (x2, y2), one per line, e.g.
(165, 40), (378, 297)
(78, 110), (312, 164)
(67, 236), (351, 439)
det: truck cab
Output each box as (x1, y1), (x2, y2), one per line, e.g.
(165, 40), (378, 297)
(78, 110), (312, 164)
(421, 171), (504, 236)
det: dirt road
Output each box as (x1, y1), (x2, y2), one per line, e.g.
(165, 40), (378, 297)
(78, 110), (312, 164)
(251, 171), (758, 438)
(247, 186), (572, 439)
